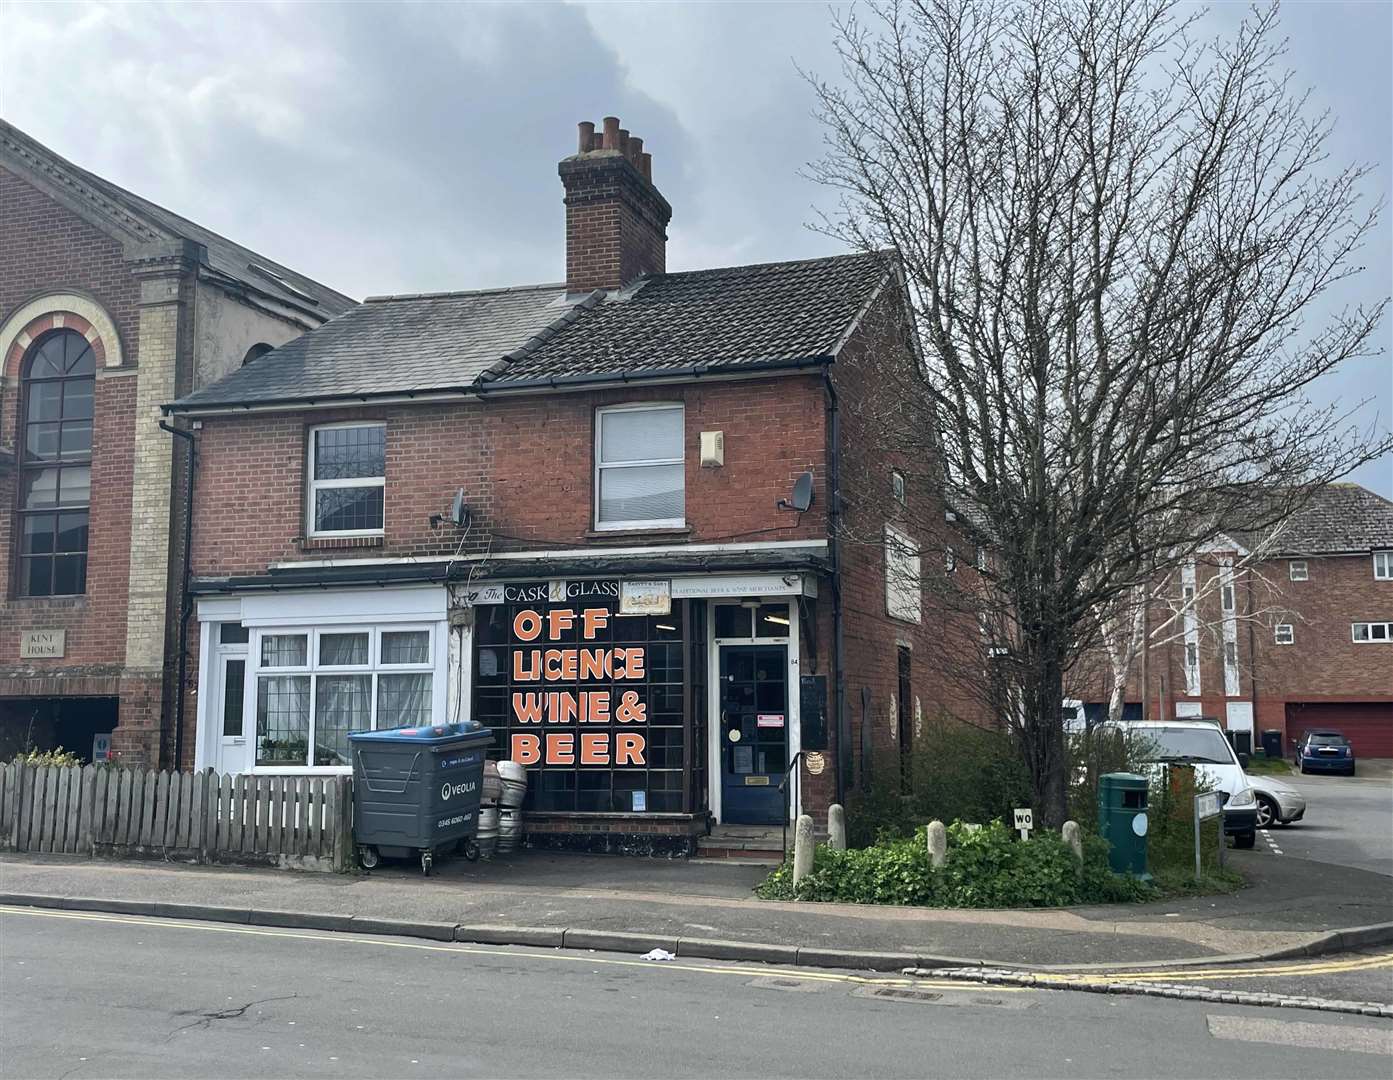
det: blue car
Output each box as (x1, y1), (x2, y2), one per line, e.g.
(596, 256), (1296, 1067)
(1293, 730), (1356, 776)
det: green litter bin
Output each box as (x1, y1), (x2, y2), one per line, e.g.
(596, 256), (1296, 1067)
(1098, 772), (1150, 879)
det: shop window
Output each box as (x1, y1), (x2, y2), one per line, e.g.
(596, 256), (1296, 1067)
(472, 598), (686, 813)
(594, 404), (684, 530)
(253, 626), (433, 768)
(307, 423), (385, 536)
(17, 329), (94, 596)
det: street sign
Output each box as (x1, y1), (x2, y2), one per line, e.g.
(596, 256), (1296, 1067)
(1193, 791), (1225, 877)
(1013, 807), (1033, 840)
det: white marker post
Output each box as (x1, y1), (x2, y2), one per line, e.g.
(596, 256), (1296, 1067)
(1013, 807), (1034, 841)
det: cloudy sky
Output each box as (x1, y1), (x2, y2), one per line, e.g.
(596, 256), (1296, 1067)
(2, 0), (1389, 494)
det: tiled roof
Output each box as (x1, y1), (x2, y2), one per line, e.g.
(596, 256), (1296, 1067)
(170, 285), (568, 408)
(167, 251), (891, 410)
(1, 120), (354, 320)
(484, 252), (890, 384)
(1266, 483), (1393, 555)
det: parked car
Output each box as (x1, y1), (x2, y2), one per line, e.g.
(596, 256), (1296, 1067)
(1247, 773), (1307, 828)
(1124, 719), (1259, 849)
(1292, 730), (1356, 776)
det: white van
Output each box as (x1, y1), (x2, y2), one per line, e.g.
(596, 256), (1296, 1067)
(1114, 719), (1259, 849)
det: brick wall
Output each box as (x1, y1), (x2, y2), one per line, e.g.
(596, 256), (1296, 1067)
(559, 151), (670, 292)
(0, 166), (140, 690)
(188, 376), (828, 575)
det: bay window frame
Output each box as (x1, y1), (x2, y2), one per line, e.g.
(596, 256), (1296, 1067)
(249, 622), (439, 774)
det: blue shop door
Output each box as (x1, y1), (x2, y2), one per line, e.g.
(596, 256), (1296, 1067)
(719, 644), (788, 824)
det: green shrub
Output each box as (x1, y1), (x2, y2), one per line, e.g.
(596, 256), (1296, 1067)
(6, 746), (83, 768)
(757, 819), (1153, 908)
(845, 715), (1033, 848)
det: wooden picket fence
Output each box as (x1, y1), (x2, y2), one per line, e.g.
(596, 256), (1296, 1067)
(0, 762), (352, 872)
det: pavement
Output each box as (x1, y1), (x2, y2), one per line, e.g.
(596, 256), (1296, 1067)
(2, 842), (1390, 973)
(3, 906), (1390, 1079)
(1258, 766), (1393, 877)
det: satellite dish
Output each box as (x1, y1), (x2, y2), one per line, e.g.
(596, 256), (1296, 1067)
(779, 471), (815, 513)
(450, 488), (469, 528)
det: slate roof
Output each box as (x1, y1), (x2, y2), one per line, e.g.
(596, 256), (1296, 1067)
(170, 285), (569, 409)
(1265, 483), (1393, 555)
(166, 251), (892, 411)
(485, 252), (890, 384)
(1, 120), (354, 320)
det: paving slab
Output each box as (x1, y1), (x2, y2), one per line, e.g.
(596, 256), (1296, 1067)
(1, 847), (1388, 970)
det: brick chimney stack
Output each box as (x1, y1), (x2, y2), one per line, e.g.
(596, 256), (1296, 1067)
(560, 116), (672, 293)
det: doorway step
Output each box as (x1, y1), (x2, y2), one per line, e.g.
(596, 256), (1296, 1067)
(695, 824), (787, 864)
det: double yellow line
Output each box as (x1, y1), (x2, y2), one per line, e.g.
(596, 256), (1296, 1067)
(1038, 952), (1393, 984)
(0, 905), (1019, 992)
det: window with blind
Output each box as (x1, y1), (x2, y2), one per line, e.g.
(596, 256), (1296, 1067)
(593, 405), (684, 530)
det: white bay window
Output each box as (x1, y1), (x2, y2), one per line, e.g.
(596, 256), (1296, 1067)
(254, 625), (435, 769)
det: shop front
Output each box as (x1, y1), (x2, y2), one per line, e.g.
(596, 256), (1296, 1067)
(463, 571), (819, 850)
(190, 566), (826, 853)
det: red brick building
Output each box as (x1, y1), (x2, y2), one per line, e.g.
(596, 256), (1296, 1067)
(166, 118), (976, 853)
(1066, 484), (1393, 758)
(0, 121), (352, 767)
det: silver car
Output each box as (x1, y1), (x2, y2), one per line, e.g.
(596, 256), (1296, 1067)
(1247, 773), (1307, 828)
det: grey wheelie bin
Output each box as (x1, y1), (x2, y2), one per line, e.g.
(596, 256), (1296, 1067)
(348, 721), (492, 875)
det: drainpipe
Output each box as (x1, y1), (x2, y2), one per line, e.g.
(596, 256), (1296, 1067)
(160, 421), (196, 771)
(823, 370), (847, 804)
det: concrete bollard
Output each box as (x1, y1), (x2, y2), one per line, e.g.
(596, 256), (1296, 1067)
(926, 819), (947, 869)
(1062, 820), (1084, 873)
(827, 804), (847, 851)
(793, 814), (815, 887)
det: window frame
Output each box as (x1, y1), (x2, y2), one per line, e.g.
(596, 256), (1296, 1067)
(592, 403), (686, 532)
(1351, 622), (1392, 644)
(250, 623), (437, 773)
(891, 469), (906, 505)
(1289, 560), (1308, 582)
(305, 421), (386, 539)
(1274, 623), (1294, 646)
(15, 328), (95, 597)
(1375, 552), (1393, 581)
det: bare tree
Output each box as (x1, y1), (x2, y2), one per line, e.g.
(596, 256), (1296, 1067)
(806, 0), (1390, 824)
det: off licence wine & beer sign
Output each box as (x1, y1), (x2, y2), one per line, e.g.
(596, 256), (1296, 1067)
(506, 606), (649, 767)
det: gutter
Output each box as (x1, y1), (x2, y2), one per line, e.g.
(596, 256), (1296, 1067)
(161, 355), (835, 417)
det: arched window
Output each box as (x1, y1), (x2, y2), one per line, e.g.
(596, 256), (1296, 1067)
(18, 329), (94, 596)
(242, 342), (273, 366)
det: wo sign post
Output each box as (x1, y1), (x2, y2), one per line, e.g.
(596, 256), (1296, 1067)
(1013, 807), (1033, 842)
(1194, 791), (1224, 878)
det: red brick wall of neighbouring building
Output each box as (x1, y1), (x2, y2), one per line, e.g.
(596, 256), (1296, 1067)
(824, 293), (988, 808)
(0, 166), (141, 691)
(187, 376), (829, 576)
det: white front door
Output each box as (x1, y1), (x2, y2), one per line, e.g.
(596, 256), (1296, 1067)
(212, 624), (252, 774)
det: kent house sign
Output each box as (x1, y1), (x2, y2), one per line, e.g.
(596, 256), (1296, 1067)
(20, 630), (66, 659)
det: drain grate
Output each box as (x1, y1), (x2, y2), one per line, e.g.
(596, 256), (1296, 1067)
(870, 987), (942, 1003)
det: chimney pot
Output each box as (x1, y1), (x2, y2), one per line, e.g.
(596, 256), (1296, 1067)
(629, 136), (643, 163)
(639, 152), (653, 181)
(602, 116), (620, 150)
(618, 128), (630, 156)
(577, 121), (595, 154)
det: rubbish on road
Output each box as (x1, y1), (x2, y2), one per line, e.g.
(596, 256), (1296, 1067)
(642, 948), (677, 961)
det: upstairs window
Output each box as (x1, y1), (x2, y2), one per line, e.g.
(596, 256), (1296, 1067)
(594, 404), (684, 530)
(1289, 560), (1308, 581)
(307, 423), (385, 537)
(1352, 622), (1391, 643)
(18, 330), (94, 596)
(1375, 552), (1392, 581)
(1274, 624), (1294, 645)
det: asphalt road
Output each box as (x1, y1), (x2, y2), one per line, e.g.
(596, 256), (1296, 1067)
(1259, 769), (1393, 877)
(2, 908), (1390, 1079)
